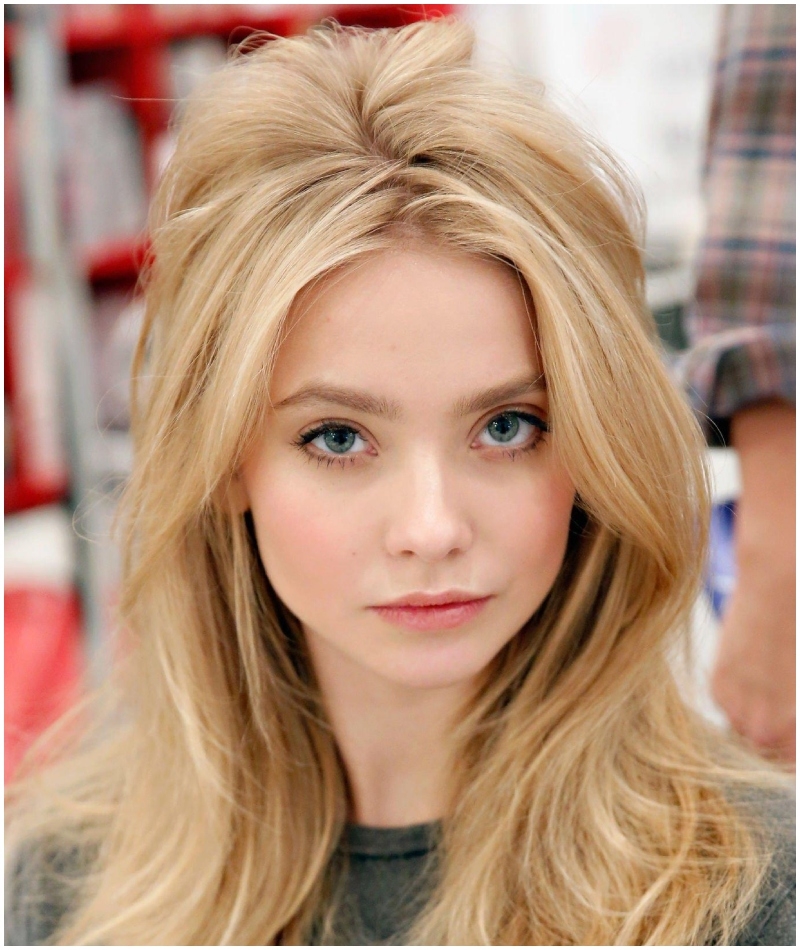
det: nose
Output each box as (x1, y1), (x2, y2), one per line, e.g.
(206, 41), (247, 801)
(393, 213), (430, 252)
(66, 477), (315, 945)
(383, 450), (473, 562)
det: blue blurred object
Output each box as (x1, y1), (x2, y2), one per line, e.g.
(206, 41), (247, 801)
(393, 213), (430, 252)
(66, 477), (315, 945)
(706, 500), (737, 618)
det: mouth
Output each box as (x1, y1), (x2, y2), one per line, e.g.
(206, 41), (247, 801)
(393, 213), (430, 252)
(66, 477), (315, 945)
(375, 590), (489, 608)
(369, 594), (493, 631)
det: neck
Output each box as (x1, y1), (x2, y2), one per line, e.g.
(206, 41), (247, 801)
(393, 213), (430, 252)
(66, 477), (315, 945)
(305, 636), (471, 827)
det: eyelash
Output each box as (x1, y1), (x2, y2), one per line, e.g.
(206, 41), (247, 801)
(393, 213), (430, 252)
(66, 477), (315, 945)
(291, 410), (549, 469)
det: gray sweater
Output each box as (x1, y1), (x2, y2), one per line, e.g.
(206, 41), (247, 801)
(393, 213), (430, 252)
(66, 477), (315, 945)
(6, 785), (795, 945)
(322, 785), (796, 945)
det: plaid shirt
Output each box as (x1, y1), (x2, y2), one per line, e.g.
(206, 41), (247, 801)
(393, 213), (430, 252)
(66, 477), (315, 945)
(680, 4), (795, 444)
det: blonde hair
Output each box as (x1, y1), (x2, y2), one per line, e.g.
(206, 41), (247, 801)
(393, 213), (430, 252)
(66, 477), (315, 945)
(6, 18), (792, 945)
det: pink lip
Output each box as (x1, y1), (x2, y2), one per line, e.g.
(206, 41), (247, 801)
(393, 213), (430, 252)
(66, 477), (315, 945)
(370, 596), (492, 631)
(377, 590), (488, 608)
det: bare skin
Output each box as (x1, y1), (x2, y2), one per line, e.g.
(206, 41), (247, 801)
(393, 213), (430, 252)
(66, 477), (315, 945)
(711, 399), (796, 768)
(238, 245), (576, 826)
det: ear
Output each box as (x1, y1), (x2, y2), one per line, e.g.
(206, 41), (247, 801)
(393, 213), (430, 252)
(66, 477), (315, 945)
(226, 471), (250, 516)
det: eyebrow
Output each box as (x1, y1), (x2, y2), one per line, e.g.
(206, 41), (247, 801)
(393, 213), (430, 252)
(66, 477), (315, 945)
(272, 373), (547, 421)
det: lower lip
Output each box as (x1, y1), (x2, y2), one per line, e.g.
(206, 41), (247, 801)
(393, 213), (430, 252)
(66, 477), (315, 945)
(370, 597), (492, 631)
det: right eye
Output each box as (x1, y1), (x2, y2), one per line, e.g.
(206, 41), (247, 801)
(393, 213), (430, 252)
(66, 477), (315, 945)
(309, 425), (365, 455)
(293, 422), (372, 466)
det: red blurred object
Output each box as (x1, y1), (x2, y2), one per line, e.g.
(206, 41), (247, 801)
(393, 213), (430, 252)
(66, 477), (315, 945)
(4, 263), (71, 515)
(4, 586), (85, 783)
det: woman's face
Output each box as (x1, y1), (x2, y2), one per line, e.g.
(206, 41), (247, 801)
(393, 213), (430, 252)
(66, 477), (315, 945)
(240, 245), (576, 694)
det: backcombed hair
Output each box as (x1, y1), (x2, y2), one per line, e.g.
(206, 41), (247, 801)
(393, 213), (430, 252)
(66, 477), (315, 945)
(6, 17), (792, 945)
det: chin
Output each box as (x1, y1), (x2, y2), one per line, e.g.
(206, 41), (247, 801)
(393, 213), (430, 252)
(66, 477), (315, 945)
(376, 638), (503, 692)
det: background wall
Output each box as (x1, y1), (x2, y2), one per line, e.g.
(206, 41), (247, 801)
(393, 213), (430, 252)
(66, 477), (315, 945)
(467, 4), (718, 269)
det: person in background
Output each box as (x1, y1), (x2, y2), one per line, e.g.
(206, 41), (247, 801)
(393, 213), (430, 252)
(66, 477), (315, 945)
(683, 4), (795, 767)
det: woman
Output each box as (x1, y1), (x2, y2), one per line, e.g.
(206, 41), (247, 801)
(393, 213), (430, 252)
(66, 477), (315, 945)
(6, 18), (794, 945)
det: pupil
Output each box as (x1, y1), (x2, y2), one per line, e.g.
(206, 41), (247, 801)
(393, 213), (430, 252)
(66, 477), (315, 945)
(324, 429), (355, 453)
(490, 414), (519, 443)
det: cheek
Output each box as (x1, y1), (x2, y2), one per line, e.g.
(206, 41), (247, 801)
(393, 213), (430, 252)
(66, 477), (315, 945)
(504, 471), (576, 577)
(245, 469), (359, 604)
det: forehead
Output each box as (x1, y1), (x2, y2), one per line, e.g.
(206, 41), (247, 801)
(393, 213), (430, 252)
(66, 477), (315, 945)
(270, 246), (542, 402)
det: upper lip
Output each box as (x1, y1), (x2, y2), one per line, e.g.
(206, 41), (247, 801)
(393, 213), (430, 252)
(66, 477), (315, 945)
(374, 590), (490, 608)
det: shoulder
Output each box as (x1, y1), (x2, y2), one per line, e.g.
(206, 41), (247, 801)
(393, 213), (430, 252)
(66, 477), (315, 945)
(726, 783), (796, 947)
(5, 838), (90, 946)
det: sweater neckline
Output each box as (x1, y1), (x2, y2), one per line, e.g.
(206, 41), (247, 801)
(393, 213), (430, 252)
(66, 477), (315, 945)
(342, 820), (441, 857)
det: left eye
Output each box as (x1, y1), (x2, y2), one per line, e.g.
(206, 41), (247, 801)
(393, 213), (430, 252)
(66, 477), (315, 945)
(476, 411), (547, 448)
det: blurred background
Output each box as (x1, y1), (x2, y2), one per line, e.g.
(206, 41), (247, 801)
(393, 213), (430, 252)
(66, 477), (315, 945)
(5, 4), (739, 780)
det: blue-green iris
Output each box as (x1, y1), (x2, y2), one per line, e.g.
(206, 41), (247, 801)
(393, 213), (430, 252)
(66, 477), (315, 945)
(487, 413), (520, 443)
(324, 429), (356, 453)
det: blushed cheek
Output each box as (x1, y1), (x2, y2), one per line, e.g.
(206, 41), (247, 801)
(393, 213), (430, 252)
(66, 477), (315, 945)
(514, 479), (575, 581)
(249, 480), (356, 611)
